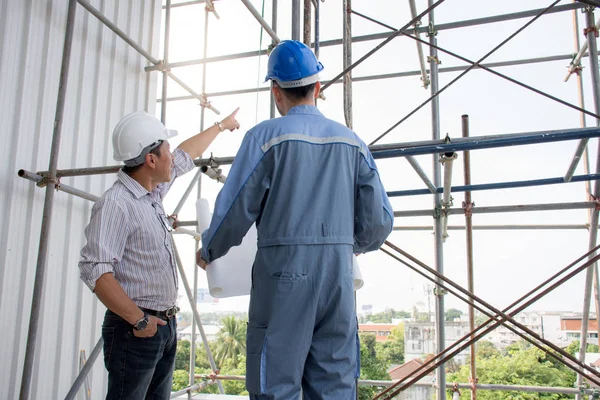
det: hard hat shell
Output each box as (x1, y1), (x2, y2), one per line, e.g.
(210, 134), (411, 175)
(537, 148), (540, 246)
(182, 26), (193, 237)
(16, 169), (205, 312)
(112, 112), (177, 164)
(264, 40), (324, 88)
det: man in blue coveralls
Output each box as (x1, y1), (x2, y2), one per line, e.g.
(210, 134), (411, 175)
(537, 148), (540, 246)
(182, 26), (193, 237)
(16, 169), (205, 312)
(197, 40), (393, 399)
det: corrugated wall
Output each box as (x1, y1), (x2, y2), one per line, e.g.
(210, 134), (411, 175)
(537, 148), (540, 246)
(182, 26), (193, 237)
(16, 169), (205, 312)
(0, 1), (162, 399)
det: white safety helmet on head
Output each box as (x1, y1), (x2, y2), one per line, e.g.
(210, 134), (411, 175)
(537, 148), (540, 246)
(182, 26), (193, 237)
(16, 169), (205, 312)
(112, 111), (178, 167)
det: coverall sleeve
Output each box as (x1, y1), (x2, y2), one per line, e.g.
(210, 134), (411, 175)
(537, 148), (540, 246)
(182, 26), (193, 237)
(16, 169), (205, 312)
(354, 149), (394, 253)
(200, 131), (269, 263)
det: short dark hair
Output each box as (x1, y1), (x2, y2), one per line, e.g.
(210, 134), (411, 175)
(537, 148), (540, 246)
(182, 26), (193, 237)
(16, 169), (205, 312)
(122, 143), (163, 175)
(276, 82), (316, 101)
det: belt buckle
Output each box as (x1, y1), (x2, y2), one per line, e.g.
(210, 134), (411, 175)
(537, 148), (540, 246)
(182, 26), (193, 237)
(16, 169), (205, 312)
(165, 306), (179, 318)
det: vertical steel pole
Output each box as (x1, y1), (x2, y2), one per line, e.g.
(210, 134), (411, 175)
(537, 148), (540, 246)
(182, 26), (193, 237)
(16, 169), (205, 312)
(270, 0), (278, 119)
(303, 0), (311, 46)
(428, 1), (446, 398)
(161, 0), (171, 124)
(292, 0), (300, 40)
(314, 0), (320, 58)
(189, 6), (211, 391)
(577, 8), (600, 400)
(343, 0), (353, 129)
(462, 115), (477, 400)
(19, 1), (77, 399)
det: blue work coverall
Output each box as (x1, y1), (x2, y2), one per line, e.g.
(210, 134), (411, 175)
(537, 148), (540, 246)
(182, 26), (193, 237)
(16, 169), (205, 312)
(201, 105), (393, 399)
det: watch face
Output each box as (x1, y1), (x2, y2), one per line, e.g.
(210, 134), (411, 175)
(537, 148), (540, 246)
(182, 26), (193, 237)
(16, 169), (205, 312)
(134, 316), (148, 331)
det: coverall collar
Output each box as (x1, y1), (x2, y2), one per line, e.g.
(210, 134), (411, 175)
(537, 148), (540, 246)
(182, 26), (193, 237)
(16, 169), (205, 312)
(286, 105), (324, 117)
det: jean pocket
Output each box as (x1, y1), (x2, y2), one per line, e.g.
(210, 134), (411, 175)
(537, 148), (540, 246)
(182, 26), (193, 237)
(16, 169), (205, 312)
(102, 326), (115, 369)
(246, 323), (267, 394)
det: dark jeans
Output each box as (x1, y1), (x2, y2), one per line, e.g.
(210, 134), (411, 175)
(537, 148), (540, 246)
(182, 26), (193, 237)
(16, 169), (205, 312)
(102, 309), (177, 400)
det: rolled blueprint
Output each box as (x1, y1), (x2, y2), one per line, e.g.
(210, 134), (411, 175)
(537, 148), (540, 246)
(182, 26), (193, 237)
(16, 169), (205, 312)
(196, 199), (364, 297)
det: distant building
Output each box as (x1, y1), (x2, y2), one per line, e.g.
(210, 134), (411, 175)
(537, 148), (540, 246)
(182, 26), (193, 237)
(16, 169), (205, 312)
(359, 323), (397, 341)
(404, 321), (471, 364)
(560, 314), (599, 345)
(179, 324), (221, 343)
(388, 358), (434, 400)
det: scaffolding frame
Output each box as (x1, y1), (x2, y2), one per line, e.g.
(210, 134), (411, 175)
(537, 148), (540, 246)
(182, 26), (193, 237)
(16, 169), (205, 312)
(15, 0), (600, 399)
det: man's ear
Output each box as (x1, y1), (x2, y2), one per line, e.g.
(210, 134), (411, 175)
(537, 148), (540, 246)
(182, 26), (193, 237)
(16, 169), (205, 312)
(271, 84), (282, 103)
(145, 153), (156, 169)
(313, 81), (321, 99)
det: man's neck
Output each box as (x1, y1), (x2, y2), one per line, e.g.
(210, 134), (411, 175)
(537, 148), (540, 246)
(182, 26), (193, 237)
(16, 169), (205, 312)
(128, 170), (158, 192)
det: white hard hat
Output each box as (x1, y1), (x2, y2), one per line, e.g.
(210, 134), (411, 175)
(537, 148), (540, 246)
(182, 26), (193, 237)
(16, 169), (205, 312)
(112, 111), (178, 166)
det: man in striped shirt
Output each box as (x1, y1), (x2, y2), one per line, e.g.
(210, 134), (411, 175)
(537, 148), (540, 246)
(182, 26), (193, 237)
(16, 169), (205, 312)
(79, 109), (239, 400)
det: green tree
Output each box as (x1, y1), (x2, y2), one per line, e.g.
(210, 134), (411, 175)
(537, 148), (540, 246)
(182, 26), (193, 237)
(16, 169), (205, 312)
(175, 340), (192, 371)
(214, 316), (247, 368)
(172, 369), (190, 392)
(376, 323), (405, 366)
(448, 345), (576, 399)
(359, 333), (389, 400)
(445, 308), (464, 321)
(565, 339), (599, 356)
(476, 340), (500, 359)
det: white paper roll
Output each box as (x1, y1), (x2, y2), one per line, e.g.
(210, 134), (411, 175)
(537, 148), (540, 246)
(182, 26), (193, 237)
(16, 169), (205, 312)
(352, 255), (364, 290)
(196, 199), (256, 298)
(197, 198), (364, 297)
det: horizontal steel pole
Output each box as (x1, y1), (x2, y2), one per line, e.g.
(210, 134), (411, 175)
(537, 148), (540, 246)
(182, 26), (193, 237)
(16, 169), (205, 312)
(374, 126), (600, 159)
(158, 53), (581, 102)
(388, 173), (600, 197)
(18, 170), (100, 202)
(394, 201), (597, 217)
(190, 375), (595, 395)
(147, 3), (583, 72)
(40, 127), (600, 178)
(393, 224), (592, 230)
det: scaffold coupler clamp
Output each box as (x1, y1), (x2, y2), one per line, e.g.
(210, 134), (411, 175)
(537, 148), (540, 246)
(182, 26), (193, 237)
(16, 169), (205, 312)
(199, 93), (220, 115)
(427, 21), (437, 37)
(205, 1), (220, 20)
(434, 204), (443, 220)
(590, 194), (600, 210)
(584, 25), (599, 38)
(156, 60), (170, 73)
(37, 174), (59, 189)
(427, 55), (441, 65)
(433, 286), (447, 296)
(462, 201), (475, 217)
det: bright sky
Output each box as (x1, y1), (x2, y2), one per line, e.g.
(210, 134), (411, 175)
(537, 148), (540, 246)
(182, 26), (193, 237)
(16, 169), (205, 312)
(157, 0), (600, 317)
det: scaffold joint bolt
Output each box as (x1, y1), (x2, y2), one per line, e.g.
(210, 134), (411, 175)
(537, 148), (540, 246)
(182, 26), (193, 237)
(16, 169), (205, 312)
(433, 287), (447, 296)
(427, 22), (437, 37)
(591, 194), (600, 210)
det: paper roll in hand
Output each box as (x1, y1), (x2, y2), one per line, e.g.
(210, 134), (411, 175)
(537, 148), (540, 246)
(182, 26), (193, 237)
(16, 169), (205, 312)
(196, 199), (257, 298)
(197, 198), (365, 297)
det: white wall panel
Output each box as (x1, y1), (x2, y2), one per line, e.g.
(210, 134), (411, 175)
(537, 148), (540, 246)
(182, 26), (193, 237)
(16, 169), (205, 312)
(0, 1), (161, 399)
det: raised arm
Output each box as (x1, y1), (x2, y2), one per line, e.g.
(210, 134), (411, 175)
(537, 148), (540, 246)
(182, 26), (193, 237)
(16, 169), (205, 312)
(177, 108), (240, 159)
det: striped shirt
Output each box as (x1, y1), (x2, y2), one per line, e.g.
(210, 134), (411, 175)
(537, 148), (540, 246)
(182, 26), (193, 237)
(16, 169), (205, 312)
(79, 148), (195, 311)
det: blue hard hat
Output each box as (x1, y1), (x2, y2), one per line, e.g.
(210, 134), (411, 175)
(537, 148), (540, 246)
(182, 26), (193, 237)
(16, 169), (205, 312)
(265, 40), (324, 88)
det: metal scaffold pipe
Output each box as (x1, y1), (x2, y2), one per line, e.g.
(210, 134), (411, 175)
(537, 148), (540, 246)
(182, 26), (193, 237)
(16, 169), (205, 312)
(577, 7), (600, 399)
(394, 201), (598, 217)
(19, 1), (78, 399)
(462, 114), (477, 400)
(172, 241), (225, 394)
(408, 0), (430, 88)
(241, 0), (280, 44)
(63, 338), (103, 400)
(440, 150), (457, 241)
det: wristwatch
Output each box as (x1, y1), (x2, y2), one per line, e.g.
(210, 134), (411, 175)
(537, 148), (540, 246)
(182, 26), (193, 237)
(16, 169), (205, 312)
(133, 312), (149, 331)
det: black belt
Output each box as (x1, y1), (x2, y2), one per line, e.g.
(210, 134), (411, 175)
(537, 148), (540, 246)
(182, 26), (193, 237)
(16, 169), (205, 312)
(141, 306), (180, 320)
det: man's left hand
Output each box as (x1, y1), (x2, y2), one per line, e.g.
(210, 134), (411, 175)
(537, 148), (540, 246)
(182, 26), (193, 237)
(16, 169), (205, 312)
(196, 250), (209, 270)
